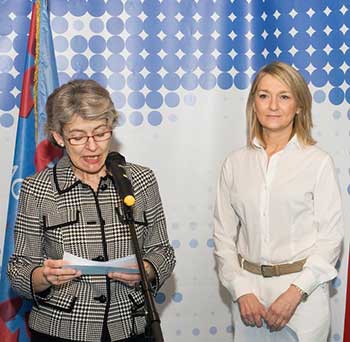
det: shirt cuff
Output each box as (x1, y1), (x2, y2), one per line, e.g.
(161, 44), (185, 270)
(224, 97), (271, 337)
(143, 255), (162, 291)
(291, 267), (319, 295)
(30, 266), (55, 308)
(229, 275), (255, 301)
(292, 254), (338, 295)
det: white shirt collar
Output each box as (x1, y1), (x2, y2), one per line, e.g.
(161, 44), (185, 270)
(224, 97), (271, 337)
(252, 134), (302, 151)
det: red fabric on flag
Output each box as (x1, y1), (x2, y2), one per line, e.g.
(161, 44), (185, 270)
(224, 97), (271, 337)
(0, 297), (22, 342)
(19, 3), (37, 119)
(35, 139), (63, 172)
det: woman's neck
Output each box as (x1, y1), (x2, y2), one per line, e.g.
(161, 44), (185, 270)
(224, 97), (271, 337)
(263, 130), (292, 158)
(73, 168), (107, 192)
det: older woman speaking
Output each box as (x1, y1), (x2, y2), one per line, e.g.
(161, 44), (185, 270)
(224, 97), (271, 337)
(8, 79), (175, 342)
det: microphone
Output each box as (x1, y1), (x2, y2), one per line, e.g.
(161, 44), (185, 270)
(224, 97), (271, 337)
(105, 152), (135, 207)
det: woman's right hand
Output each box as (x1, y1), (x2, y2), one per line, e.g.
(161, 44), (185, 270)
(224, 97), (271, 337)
(237, 293), (267, 327)
(32, 259), (81, 293)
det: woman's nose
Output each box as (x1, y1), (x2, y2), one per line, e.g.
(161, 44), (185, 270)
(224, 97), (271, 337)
(85, 136), (98, 150)
(269, 96), (279, 110)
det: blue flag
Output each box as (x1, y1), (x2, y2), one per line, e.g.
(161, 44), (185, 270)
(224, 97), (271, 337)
(0, 1), (61, 340)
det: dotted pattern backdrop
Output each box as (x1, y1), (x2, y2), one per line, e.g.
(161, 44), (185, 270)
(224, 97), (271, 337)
(1, 1), (350, 129)
(0, 1), (349, 341)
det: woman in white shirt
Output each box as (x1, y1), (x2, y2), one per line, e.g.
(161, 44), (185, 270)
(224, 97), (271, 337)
(213, 61), (343, 342)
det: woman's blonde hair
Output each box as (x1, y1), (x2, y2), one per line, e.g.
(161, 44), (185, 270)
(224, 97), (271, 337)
(46, 79), (118, 146)
(246, 61), (316, 148)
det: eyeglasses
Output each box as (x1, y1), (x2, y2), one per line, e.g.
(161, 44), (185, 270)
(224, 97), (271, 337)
(65, 130), (112, 146)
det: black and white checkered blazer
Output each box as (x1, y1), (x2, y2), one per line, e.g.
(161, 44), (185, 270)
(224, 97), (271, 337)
(8, 155), (175, 341)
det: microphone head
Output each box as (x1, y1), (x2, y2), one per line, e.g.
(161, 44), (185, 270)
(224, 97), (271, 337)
(105, 152), (135, 206)
(106, 152), (125, 169)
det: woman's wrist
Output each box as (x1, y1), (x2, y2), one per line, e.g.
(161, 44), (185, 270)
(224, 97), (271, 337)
(144, 261), (155, 281)
(290, 284), (308, 302)
(32, 266), (51, 293)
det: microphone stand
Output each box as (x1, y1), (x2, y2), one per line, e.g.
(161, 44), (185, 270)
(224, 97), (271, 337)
(123, 205), (164, 342)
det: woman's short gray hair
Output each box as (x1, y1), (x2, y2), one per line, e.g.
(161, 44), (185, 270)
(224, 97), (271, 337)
(45, 79), (118, 145)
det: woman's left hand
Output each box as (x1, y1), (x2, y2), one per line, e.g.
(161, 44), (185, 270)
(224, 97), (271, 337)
(265, 285), (303, 331)
(108, 261), (155, 287)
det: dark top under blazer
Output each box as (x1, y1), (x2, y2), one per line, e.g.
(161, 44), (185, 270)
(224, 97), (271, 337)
(8, 155), (175, 342)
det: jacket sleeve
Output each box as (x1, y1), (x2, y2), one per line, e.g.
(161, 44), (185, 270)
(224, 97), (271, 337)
(292, 155), (344, 295)
(140, 169), (176, 291)
(213, 157), (255, 301)
(7, 177), (47, 302)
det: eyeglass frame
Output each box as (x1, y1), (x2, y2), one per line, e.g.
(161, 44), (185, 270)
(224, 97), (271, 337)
(64, 130), (113, 146)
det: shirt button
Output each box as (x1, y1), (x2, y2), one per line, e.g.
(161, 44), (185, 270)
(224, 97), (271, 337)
(100, 184), (107, 191)
(92, 255), (105, 262)
(94, 295), (107, 303)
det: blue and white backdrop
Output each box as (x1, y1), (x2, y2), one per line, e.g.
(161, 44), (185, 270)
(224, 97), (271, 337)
(0, 1), (349, 341)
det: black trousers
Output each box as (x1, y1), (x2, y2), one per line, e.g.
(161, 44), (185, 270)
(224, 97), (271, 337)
(30, 330), (147, 342)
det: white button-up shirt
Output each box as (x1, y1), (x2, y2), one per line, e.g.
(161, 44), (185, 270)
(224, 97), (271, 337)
(214, 136), (344, 301)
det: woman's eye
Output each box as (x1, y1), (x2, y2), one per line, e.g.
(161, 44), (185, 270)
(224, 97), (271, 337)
(258, 94), (267, 99)
(95, 133), (106, 138)
(281, 95), (290, 100)
(72, 136), (84, 141)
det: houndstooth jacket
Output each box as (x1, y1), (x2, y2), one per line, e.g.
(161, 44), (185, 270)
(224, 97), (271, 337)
(8, 155), (175, 342)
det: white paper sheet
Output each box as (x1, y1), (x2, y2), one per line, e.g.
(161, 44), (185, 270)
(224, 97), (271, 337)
(62, 252), (140, 275)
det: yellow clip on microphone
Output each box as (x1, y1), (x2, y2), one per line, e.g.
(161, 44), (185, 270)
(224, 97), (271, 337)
(124, 195), (136, 207)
